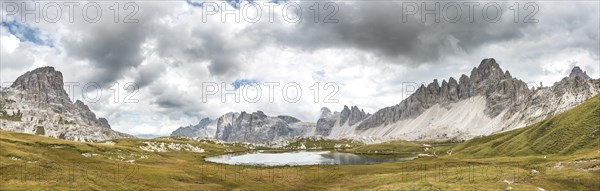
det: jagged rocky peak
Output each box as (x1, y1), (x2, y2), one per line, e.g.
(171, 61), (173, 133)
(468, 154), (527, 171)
(251, 110), (268, 118)
(339, 105), (351, 124)
(10, 66), (71, 106)
(348, 105), (367, 126)
(355, 58), (534, 131)
(196, 117), (212, 126)
(569, 66), (591, 80)
(170, 117), (216, 138)
(75, 100), (91, 111)
(316, 107), (336, 136)
(11, 66), (66, 94)
(427, 79), (440, 94)
(505, 71), (512, 79)
(215, 111), (297, 143)
(277, 115), (301, 124)
(315, 105), (368, 137)
(338, 105), (368, 126)
(471, 58), (506, 82)
(98, 118), (111, 129)
(319, 107), (332, 119)
(73, 99), (107, 127)
(447, 77), (459, 101)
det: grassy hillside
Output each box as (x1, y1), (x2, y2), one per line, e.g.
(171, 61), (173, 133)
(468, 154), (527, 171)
(449, 94), (600, 157)
(1, 130), (599, 190)
(348, 140), (425, 155)
(1, 95), (599, 190)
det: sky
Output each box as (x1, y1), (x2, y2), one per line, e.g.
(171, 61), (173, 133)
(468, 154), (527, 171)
(1, 0), (599, 136)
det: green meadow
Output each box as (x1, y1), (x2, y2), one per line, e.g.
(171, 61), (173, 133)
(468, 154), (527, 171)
(1, 94), (599, 190)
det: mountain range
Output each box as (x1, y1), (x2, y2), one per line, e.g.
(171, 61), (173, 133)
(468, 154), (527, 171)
(172, 58), (599, 143)
(1, 58), (598, 143)
(326, 58), (599, 141)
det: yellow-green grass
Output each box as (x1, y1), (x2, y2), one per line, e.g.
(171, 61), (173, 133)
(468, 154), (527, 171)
(348, 140), (425, 155)
(1, 95), (599, 190)
(446, 94), (600, 157)
(1, 129), (598, 190)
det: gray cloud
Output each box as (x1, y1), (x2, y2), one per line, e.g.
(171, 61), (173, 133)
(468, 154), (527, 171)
(244, 1), (529, 63)
(209, 56), (240, 75)
(59, 2), (167, 85)
(151, 22), (257, 78)
(147, 79), (206, 118)
(63, 24), (145, 84)
(134, 60), (167, 88)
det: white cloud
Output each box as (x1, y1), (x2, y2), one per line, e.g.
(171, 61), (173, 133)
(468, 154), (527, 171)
(0, 34), (20, 54)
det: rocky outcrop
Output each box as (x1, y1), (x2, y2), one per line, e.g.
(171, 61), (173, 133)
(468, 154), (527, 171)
(170, 117), (217, 138)
(10, 67), (71, 110)
(98, 118), (111, 129)
(315, 108), (337, 136)
(174, 112), (316, 143)
(341, 106), (368, 126)
(511, 73), (600, 130)
(215, 111), (299, 143)
(315, 105), (369, 137)
(569, 66), (591, 80)
(319, 107), (332, 119)
(0, 67), (131, 141)
(277, 115), (301, 124)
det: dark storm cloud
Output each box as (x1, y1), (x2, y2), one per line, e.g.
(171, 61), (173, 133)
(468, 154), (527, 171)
(155, 95), (186, 109)
(60, 2), (166, 85)
(63, 24), (146, 84)
(244, 1), (528, 63)
(149, 81), (207, 119)
(151, 23), (248, 77)
(134, 63), (166, 88)
(209, 57), (238, 75)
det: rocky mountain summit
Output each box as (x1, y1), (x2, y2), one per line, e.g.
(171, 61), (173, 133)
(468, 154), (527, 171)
(569, 66), (591, 80)
(0, 67), (131, 141)
(215, 111), (314, 143)
(316, 105), (369, 137)
(170, 117), (217, 138)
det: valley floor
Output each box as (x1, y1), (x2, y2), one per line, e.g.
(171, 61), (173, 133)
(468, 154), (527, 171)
(1, 130), (598, 190)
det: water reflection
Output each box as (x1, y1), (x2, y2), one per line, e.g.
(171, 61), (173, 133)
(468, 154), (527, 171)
(205, 151), (415, 166)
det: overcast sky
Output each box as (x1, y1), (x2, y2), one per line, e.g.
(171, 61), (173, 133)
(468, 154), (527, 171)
(1, 0), (599, 136)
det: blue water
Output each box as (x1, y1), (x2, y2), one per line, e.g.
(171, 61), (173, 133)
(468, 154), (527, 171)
(205, 151), (415, 166)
